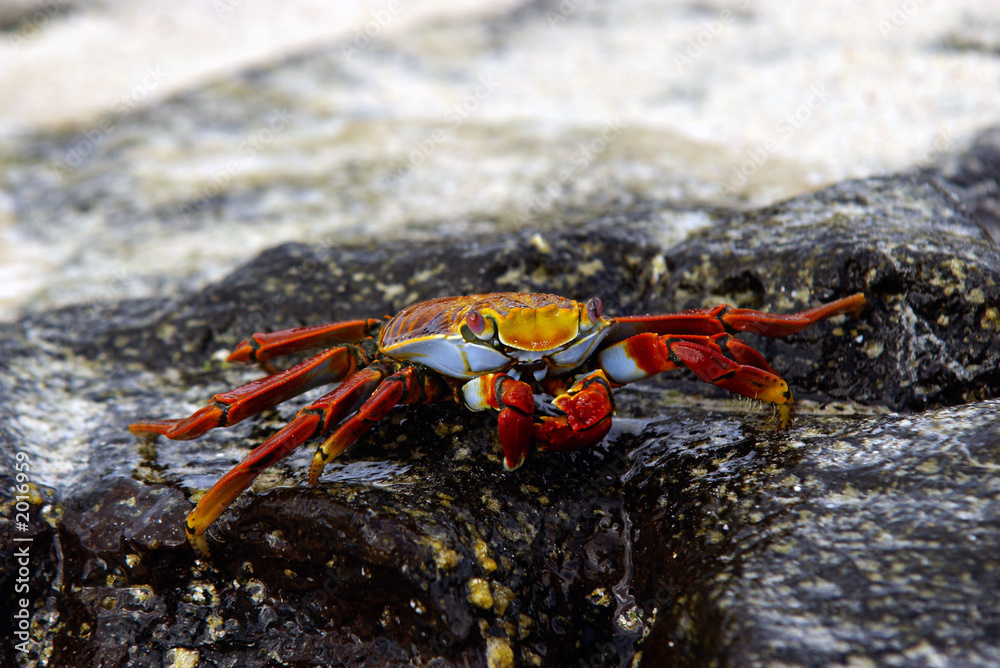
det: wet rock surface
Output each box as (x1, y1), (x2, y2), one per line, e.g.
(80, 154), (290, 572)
(636, 403), (1000, 667)
(2, 168), (999, 667)
(932, 125), (1000, 243)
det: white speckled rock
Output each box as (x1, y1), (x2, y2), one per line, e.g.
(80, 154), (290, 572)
(3, 0), (1000, 319)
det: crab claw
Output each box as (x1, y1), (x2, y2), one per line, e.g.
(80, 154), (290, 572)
(534, 370), (615, 452)
(497, 377), (535, 470)
(461, 373), (536, 470)
(498, 405), (533, 470)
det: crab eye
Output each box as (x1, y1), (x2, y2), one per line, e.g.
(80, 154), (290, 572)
(466, 309), (487, 336)
(586, 297), (603, 322)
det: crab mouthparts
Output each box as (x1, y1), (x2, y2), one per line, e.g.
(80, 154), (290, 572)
(508, 358), (550, 381)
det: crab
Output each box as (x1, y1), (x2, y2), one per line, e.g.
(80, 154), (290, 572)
(130, 291), (865, 554)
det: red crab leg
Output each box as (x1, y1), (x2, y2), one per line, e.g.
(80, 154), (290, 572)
(184, 365), (387, 553)
(598, 332), (794, 426)
(609, 293), (866, 342)
(534, 370), (616, 453)
(308, 365), (451, 484)
(129, 345), (366, 441)
(692, 332), (778, 375)
(460, 373), (536, 470)
(228, 318), (383, 364)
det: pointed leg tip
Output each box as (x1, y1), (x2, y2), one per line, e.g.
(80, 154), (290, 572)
(189, 534), (212, 558)
(226, 340), (255, 364)
(128, 421), (173, 438)
(186, 520), (212, 558)
(308, 454), (326, 485)
(774, 401), (793, 430)
(848, 293), (867, 316)
(130, 406), (225, 441)
(503, 454), (526, 471)
(846, 291), (866, 306)
(309, 435), (343, 484)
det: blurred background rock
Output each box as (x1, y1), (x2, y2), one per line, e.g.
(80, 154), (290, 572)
(2, 0), (999, 320)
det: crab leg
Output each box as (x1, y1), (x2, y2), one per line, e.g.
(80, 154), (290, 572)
(534, 370), (616, 453)
(598, 332), (794, 425)
(308, 365), (451, 483)
(129, 345), (367, 441)
(227, 318), (383, 364)
(184, 365), (387, 553)
(689, 332), (778, 375)
(609, 293), (866, 342)
(460, 373), (536, 470)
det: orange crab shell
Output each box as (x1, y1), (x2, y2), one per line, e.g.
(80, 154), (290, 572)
(376, 293), (614, 379)
(379, 293), (596, 351)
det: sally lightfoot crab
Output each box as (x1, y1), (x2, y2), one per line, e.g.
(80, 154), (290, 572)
(130, 291), (865, 554)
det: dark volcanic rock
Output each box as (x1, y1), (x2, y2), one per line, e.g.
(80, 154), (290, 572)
(665, 175), (1000, 411)
(932, 125), (1000, 243)
(635, 402), (1000, 667)
(2, 171), (999, 666)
